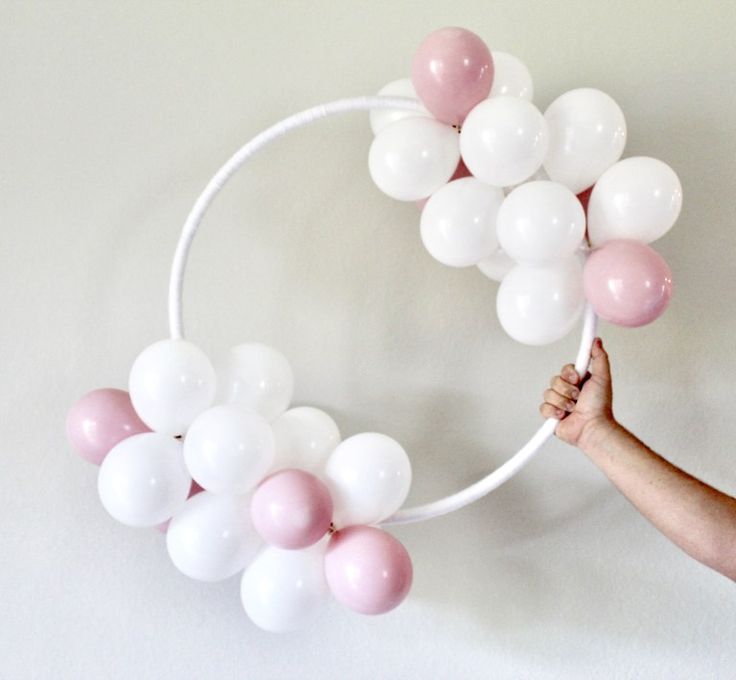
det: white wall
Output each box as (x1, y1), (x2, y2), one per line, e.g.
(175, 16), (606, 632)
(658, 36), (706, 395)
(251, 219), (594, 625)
(2, 1), (735, 678)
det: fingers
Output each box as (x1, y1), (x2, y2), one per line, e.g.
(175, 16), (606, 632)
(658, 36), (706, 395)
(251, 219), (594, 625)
(543, 388), (576, 413)
(539, 402), (565, 420)
(550, 375), (580, 400)
(590, 337), (611, 382)
(560, 364), (580, 385)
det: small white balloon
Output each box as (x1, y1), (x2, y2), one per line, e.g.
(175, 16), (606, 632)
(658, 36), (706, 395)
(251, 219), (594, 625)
(496, 257), (585, 345)
(477, 249), (516, 282)
(166, 492), (262, 582)
(270, 407), (341, 473)
(460, 96), (548, 187)
(489, 51), (534, 101)
(184, 404), (275, 494)
(241, 541), (329, 633)
(325, 432), (411, 528)
(587, 156), (683, 246)
(543, 88), (627, 194)
(497, 181), (586, 263)
(98, 433), (191, 527)
(369, 78), (431, 135)
(223, 343), (294, 421)
(368, 116), (460, 201)
(129, 339), (216, 436)
(420, 177), (504, 267)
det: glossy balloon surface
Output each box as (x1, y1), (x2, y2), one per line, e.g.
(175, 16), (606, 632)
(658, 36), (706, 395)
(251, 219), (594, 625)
(129, 339), (216, 436)
(587, 156), (682, 246)
(241, 541), (329, 633)
(67, 388), (149, 465)
(583, 239), (673, 327)
(98, 433), (191, 527)
(324, 526), (412, 615)
(369, 117), (460, 201)
(460, 97), (548, 187)
(420, 177), (504, 266)
(543, 88), (626, 194)
(166, 491), (261, 581)
(496, 257), (585, 345)
(183, 404), (275, 495)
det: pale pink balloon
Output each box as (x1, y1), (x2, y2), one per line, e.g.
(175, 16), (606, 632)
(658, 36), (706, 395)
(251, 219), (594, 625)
(324, 525), (412, 615)
(66, 388), (150, 465)
(411, 27), (494, 126)
(155, 480), (203, 533)
(250, 469), (333, 549)
(583, 239), (673, 327)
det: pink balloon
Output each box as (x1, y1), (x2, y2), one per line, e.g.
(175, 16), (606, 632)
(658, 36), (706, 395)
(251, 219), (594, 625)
(66, 388), (150, 465)
(411, 27), (494, 126)
(155, 480), (203, 533)
(583, 239), (673, 327)
(250, 469), (333, 549)
(324, 525), (412, 615)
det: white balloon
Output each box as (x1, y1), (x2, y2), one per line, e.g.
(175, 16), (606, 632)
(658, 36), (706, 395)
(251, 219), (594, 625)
(241, 541), (329, 633)
(270, 407), (341, 473)
(496, 258), (585, 345)
(504, 164), (549, 194)
(183, 404), (275, 494)
(223, 343), (294, 421)
(368, 117), (460, 201)
(98, 433), (190, 527)
(489, 51), (534, 101)
(369, 78), (431, 135)
(587, 156), (683, 246)
(166, 492), (262, 582)
(420, 177), (504, 267)
(497, 181), (585, 263)
(460, 97), (548, 187)
(543, 88), (627, 194)
(477, 249), (516, 282)
(325, 432), (411, 527)
(129, 339), (216, 436)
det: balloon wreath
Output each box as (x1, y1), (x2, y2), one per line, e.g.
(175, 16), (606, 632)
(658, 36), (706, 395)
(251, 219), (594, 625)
(67, 27), (680, 632)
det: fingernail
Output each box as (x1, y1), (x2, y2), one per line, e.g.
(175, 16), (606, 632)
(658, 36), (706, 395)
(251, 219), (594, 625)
(571, 389), (579, 399)
(556, 409), (565, 418)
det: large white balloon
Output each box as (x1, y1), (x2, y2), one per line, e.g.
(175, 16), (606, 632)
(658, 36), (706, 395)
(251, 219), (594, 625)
(270, 407), (341, 473)
(325, 432), (411, 527)
(543, 88), (627, 194)
(460, 96), (548, 187)
(496, 181), (586, 263)
(129, 339), (216, 436)
(98, 433), (191, 527)
(496, 258), (585, 345)
(368, 117), (460, 201)
(223, 343), (293, 421)
(166, 492), (261, 582)
(477, 249), (516, 282)
(489, 51), (534, 101)
(420, 177), (504, 267)
(241, 541), (329, 633)
(587, 156), (683, 246)
(183, 404), (275, 494)
(369, 78), (431, 135)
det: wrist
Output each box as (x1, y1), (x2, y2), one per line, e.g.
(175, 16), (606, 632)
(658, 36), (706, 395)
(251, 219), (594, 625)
(577, 415), (619, 453)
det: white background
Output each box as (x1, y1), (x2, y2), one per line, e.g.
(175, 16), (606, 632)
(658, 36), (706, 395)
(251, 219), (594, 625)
(2, 1), (735, 678)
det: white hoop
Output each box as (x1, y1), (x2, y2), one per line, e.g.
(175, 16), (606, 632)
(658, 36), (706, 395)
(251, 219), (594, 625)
(167, 95), (598, 526)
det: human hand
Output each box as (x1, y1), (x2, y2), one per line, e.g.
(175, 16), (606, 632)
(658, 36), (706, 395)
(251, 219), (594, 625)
(539, 337), (616, 448)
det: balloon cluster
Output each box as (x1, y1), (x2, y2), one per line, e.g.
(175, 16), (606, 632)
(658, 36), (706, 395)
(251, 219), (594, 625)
(67, 341), (413, 632)
(369, 27), (681, 345)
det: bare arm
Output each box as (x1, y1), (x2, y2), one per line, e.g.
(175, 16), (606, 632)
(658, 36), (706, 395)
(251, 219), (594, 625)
(541, 338), (736, 581)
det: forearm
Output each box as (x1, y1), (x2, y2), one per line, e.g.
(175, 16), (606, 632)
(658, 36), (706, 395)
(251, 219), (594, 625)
(580, 422), (736, 580)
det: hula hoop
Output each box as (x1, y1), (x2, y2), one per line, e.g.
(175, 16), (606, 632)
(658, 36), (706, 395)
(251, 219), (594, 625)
(166, 95), (598, 526)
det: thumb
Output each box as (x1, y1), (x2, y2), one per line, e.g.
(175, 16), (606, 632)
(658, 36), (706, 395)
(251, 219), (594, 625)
(590, 337), (611, 382)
